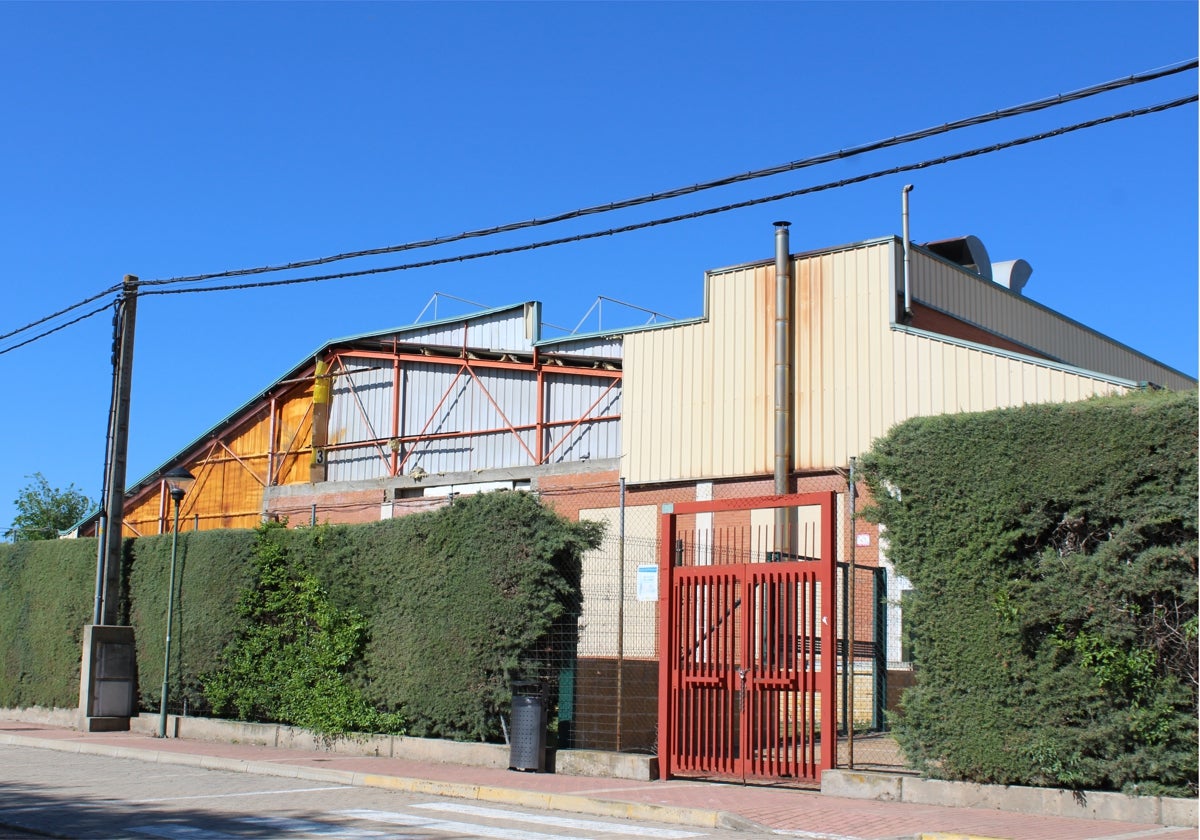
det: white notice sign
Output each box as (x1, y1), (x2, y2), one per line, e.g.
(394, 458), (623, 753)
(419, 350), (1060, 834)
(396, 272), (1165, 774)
(636, 565), (658, 601)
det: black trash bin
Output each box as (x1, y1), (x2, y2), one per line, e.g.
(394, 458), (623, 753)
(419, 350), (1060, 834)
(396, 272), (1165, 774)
(508, 680), (546, 772)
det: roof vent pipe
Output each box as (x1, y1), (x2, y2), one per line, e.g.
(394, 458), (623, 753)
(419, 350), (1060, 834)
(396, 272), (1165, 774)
(902, 185), (914, 320)
(773, 221), (792, 553)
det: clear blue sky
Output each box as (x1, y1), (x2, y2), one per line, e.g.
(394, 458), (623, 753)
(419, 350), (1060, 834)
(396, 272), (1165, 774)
(1, 1), (1196, 534)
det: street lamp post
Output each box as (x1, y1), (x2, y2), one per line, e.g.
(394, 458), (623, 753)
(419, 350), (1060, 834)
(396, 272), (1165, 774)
(158, 466), (195, 738)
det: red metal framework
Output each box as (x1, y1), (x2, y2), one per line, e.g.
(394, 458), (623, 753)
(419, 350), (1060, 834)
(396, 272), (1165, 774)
(321, 344), (621, 475)
(658, 492), (836, 784)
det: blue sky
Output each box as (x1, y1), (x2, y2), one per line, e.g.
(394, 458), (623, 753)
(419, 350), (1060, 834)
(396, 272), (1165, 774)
(0, 1), (1196, 533)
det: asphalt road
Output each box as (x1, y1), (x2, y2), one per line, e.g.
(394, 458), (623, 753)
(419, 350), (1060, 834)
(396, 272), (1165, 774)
(0, 744), (757, 840)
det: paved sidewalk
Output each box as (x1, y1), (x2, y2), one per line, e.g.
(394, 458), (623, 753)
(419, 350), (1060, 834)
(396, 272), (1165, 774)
(0, 718), (1192, 840)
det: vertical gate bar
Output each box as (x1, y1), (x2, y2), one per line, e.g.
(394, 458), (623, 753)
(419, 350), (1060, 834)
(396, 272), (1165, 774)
(658, 506), (676, 778)
(819, 492), (837, 772)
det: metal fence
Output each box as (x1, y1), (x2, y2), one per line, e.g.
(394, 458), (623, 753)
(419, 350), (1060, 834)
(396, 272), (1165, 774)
(532, 475), (911, 773)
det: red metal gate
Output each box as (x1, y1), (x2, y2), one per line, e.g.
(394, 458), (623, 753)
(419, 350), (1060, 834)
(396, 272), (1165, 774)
(657, 492), (836, 783)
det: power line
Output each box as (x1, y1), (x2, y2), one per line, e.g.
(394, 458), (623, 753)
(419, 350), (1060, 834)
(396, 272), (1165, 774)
(136, 94), (1196, 301)
(140, 59), (1196, 289)
(0, 284), (122, 345)
(0, 300), (116, 357)
(4, 64), (1196, 353)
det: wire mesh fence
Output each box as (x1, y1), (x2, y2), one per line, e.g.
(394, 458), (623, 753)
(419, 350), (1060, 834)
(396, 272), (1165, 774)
(534, 474), (912, 773)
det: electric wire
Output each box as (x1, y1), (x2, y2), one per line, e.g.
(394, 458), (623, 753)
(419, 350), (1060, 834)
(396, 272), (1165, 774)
(0, 301), (116, 357)
(140, 59), (1196, 289)
(136, 94), (1197, 300)
(0, 284), (122, 344)
(4, 60), (1193, 347)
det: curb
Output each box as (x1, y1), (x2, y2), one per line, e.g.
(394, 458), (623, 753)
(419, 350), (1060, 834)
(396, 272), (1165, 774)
(0, 732), (740, 832)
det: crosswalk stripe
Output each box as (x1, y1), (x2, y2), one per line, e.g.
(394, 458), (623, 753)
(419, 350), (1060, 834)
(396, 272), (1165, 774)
(410, 801), (704, 838)
(338, 808), (590, 840)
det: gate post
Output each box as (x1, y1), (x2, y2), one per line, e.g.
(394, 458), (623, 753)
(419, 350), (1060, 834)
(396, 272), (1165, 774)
(657, 502), (677, 779)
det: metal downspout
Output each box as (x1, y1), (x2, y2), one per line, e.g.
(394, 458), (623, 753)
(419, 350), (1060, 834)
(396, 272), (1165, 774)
(902, 185), (914, 320)
(773, 222), (792, 554)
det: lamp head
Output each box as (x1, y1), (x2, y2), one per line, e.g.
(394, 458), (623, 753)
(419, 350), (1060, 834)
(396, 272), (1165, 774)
(163, 466), (195, 503)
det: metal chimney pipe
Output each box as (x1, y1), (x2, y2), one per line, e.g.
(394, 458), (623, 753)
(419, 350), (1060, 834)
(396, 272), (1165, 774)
(773, 222), (792, 554)
(902, 185), (914, 319)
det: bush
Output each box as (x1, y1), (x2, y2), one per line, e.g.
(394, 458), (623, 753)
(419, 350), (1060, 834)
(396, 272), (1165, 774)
(0, 539), (95, 707)
(364, 490), (601, 741)
(861, 390), (1198, 796)
(202, 522), (404, 736)
(127, 528), (256, 715)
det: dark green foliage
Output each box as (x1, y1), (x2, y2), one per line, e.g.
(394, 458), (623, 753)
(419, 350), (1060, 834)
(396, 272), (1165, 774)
(860, 390), (1198, 796)
(127, 528), (256, 716)
(3, 489), (598, 745)
(6, 473), (94, 541)
(0, 539), (95, 707)
(364, 491), (602, 741)
(202, 523), (403, 735)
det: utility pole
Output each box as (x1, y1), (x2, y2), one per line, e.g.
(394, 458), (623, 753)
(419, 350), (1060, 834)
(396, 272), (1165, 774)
(99, 275), (138, 624)
(80, 275), (140, 730)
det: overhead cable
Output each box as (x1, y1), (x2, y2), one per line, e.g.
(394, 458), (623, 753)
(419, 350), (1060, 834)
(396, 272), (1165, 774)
(137, 94), (1197, 300)
(0, 284), (122, 344)
(0, 301), (116, 357)
(141, 59), (1198, 288)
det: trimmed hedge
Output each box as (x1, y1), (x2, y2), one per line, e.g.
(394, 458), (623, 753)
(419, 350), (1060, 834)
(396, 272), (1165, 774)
(127, 527), (256, 715)
(861, 390), (1198, 796)
(3, 490), (598, 742)
(360, 490), (600, 740)
(0, 538), (95, 708)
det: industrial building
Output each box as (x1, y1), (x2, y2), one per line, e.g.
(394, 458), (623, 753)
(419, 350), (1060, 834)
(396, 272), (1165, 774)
(77, 226), (1195, 771)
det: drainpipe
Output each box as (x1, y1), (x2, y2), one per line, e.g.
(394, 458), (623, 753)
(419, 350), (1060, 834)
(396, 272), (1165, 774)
(773, 222), (792, 554)
(902, 185), (914, 320)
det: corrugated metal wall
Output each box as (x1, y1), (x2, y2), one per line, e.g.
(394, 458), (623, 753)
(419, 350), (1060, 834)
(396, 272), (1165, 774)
(911, 249), (1193, 390)
(623, 263), (774, 483)
(625, 239), (1136, 482)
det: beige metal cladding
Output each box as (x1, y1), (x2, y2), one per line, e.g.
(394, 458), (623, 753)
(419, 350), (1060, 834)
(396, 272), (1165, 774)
(911, 249), (1194, 390)
(792, 240), (1130, 469)
(623, 263), (775, 483)
(626, 238), (1137, 483)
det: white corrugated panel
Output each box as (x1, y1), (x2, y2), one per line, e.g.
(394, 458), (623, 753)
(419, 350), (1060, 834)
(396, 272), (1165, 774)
(540, 335), (624, 359)
(392, 306), (535, 353)
(327, 358), (394, 482)
(543, 373), (622, 463)
(912, 250), (1193, 390)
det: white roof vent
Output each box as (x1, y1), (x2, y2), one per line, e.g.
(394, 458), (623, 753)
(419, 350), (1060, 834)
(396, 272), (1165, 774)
(990, 259), (1033, 294)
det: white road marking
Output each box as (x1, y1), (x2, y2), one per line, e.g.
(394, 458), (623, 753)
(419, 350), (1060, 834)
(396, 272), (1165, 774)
(339, 808), (596, 840)
(410, 801), (705, 837)
(133, 785), (350, 803)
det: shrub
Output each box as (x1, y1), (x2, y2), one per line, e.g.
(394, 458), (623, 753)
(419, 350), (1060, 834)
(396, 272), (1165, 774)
(202, 522), (404, 736)
(861, 390), (1198, 796)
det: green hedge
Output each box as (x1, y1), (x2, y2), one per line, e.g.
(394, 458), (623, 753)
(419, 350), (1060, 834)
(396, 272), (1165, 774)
(0, 539), (95, 708)
(359, 490), (599, 740)
(127, 528), (257, 715)
(861, 390), (1198, 796)
(3, 490), (599, 742)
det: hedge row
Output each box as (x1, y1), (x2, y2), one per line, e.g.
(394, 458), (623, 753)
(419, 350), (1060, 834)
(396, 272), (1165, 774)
(1, 490), (600, 742)
(860, 389), (1198, 797)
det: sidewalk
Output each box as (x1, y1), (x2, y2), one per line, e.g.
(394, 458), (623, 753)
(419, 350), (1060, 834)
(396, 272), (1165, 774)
(0, 717), (1193, 840)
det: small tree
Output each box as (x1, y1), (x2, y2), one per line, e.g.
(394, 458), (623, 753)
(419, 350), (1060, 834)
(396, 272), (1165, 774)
(7, 473), (94, 541)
